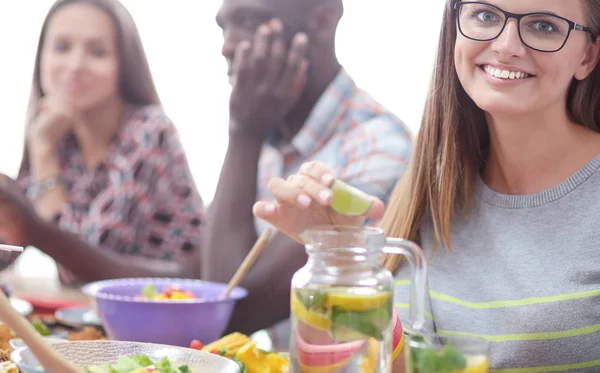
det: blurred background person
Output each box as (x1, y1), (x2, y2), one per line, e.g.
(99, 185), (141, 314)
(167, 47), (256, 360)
(0, 0), (204, 284)
(202, 0), (413, 348)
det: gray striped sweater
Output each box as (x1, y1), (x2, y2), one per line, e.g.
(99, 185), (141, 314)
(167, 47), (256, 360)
(394, 153), (600, 372)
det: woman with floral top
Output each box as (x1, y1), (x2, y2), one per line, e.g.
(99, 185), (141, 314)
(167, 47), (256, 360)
(0, 0), (204, 284)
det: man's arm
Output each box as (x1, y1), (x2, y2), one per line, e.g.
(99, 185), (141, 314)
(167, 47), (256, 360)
(202, 134), (263, 280)
(29, 219), (200, 281)
(202, 134), (308, 333)
(225, 232), (306, 335)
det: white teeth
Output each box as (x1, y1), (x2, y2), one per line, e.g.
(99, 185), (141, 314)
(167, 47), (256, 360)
(483, 65), (529, 80)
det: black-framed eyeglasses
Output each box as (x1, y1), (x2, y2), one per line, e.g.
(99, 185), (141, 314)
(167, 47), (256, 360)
(454, 1), (595, 53)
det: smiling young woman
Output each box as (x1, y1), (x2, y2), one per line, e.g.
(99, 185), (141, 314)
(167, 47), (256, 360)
(253, 0), (600, 371)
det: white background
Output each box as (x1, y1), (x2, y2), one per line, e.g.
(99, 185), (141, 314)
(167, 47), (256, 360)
(0, 1), (445, 275)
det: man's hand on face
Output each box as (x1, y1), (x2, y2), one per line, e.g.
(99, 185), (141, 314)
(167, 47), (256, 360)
(229, 18), (310, 140)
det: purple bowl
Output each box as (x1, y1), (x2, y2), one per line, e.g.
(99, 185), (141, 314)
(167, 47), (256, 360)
(82, 278), (247, 347)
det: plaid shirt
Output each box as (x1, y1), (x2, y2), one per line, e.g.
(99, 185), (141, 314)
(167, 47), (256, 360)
(254, 68), (413, 234)
(258, 68), (413, 350)
(4, 105), (204, 286)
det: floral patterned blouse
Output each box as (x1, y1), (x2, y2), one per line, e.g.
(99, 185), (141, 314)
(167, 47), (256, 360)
(4, 105), (204, 285)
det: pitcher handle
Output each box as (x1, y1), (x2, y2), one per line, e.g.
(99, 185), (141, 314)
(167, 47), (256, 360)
(383, 238), (428, 332)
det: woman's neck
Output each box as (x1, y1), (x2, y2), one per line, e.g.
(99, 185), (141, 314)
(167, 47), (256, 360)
(482, 106), (600, 195)
(74, 98), (126, 169)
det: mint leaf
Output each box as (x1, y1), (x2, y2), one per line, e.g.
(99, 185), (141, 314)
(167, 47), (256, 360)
(296, 288), (327, 308)
(415, 348), (441, 373)
(409, 340), (468, 373)
(329, 306), (384, 340)
(439, 344), (467, 371)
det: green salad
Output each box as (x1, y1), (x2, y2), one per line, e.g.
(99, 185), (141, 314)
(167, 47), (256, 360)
(85, 355), (190, 373)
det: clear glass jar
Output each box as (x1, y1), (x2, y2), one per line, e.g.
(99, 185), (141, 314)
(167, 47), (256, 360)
(289, 226), (428, 373)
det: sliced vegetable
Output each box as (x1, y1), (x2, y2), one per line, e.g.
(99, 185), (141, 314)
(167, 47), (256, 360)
(141, 284), (158, 299)
(31, 320), (51, 336)
(137, 284), (196, 301)
(235, 341), (270, 373)
(189, 339), (202, 350)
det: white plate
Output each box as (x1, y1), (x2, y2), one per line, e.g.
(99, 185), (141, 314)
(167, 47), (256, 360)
(55, 306), (102, 328)
(10, 297), (33, 317)
(9, 336), (67, 350)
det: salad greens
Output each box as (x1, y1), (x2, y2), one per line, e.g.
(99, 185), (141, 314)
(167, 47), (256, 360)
(216, 348), (247, 373)
(85, 355), (190, 373)
(141, 284), (158, 299)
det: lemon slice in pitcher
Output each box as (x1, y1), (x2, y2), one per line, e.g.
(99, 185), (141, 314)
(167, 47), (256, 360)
(291, 292), (330, 330)
(330, 180), (374, 216)
(325, 290), (391, 311)
(457, 355), (489, 373)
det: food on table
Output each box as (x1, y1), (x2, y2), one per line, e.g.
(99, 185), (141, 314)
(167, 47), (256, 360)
(192, 332), (289, 373)
(329, 179), (374, 216)
(85, 354), (189, 373)
(0, 325), (15, 352)
(0, 361), (18, 373)
(136, 284), (197, 301)
(0, 320), (103, 360)
(31, 320), (51, 336)
(0, 350), (10, 363)
(292, 286), (392, 341)
(189, 339), (202, 350)
(406, 336), (489, 373)
(199, 332), (251, 357)
(67, 326), (104, 341)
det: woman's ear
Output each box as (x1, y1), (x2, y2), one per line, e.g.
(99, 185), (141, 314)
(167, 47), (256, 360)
(574, 35), (600, 80)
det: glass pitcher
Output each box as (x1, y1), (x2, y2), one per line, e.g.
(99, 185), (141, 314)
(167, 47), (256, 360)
(289, 226), (428, 373)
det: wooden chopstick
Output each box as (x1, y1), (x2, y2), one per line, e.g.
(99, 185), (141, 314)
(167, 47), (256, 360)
(219, 227), (272, 299)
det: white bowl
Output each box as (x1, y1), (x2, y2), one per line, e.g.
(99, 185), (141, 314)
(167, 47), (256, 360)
(10, 340), (240, 373)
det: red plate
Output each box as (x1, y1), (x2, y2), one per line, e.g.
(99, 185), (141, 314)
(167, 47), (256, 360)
(21, 296), (89, 315)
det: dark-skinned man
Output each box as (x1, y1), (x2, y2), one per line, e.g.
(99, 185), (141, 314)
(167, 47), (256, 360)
(203, 0), (413, 349)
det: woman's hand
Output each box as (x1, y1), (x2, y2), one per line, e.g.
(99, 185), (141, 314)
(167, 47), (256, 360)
(0, 174), (40, 246)
(27, 96), (78, 153)
(252, 161), (385, 242)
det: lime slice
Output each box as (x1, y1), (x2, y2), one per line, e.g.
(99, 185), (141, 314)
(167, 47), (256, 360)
(330, 179), (373, 216)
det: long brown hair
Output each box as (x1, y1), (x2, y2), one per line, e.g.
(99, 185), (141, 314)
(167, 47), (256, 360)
(19, 0), (161, 175)
(382, 0), (600, 272)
